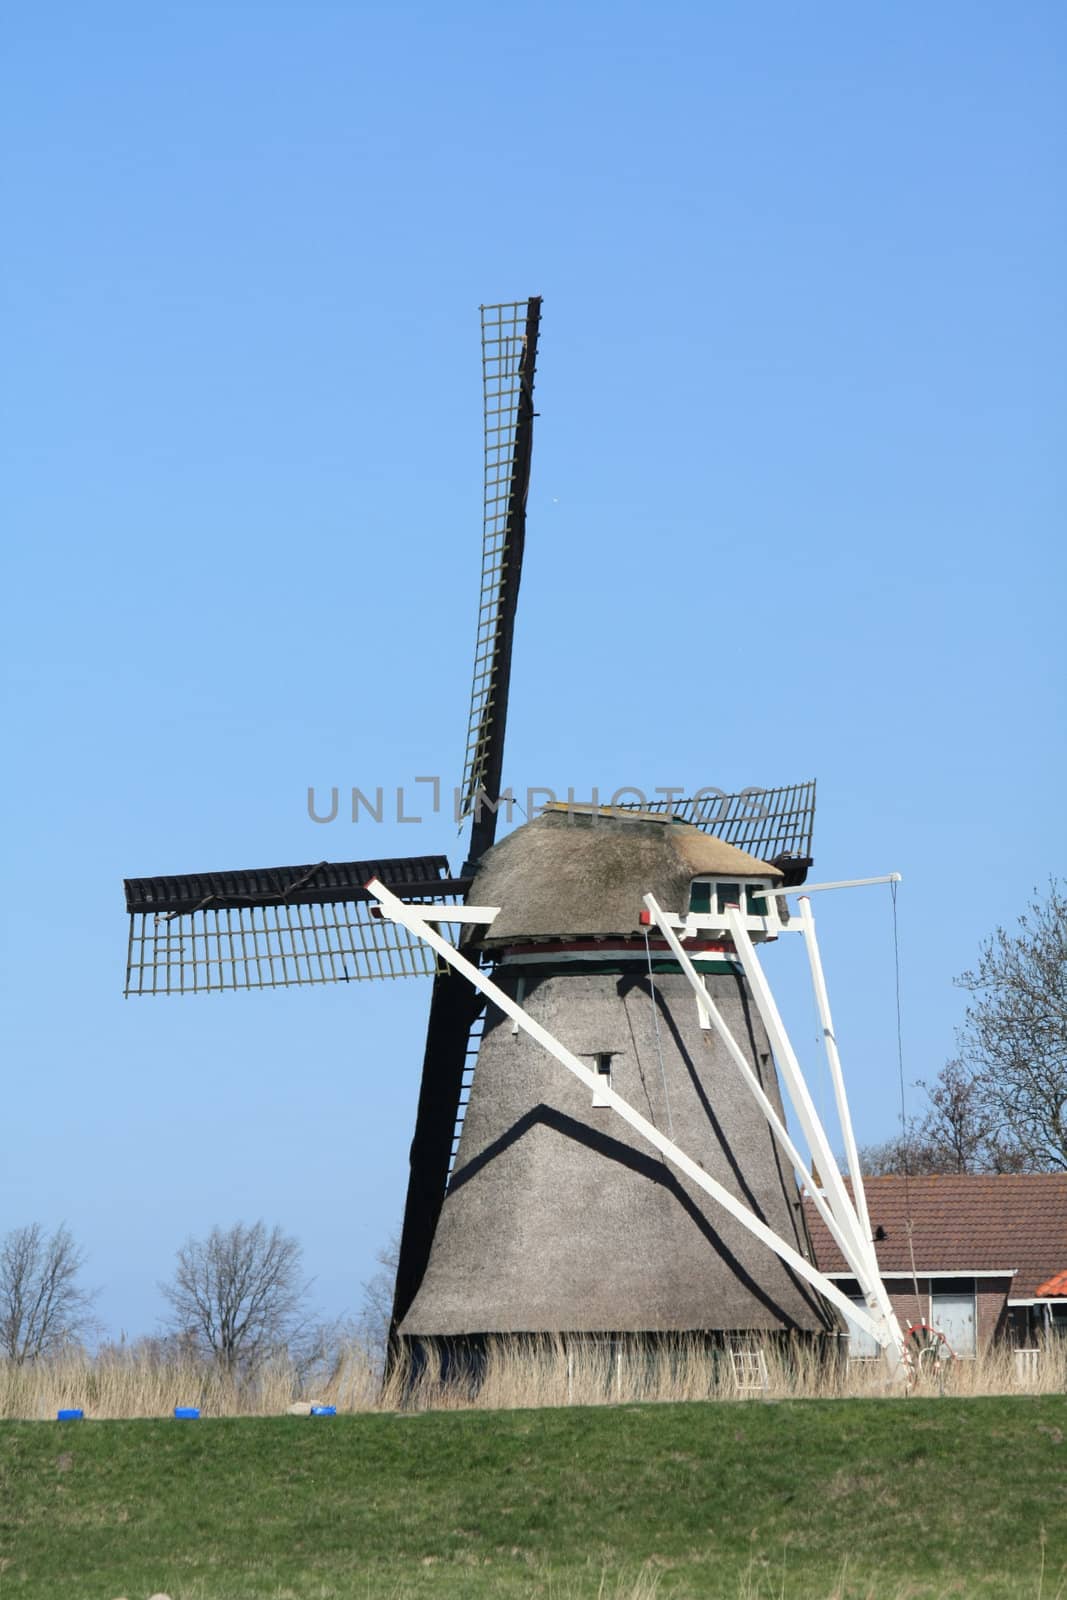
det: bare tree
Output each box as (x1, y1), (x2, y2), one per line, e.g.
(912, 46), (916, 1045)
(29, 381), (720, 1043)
(916, 1059), (1030, 1173)
(915, 1059), (994, 1171)
(356, 1233), (399, 1371)
(859, 1127), (937, 1176)
(860, 884), (1065, 1176)
(0, 1223), (98, 1362)
(957, 880), (1067, 1171)
(160, 1221), (309, 1373)
(859, 1063), (1031, 1176)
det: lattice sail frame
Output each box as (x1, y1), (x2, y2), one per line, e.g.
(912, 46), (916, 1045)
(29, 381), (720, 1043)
(617, 781), (816, 869)
(124, 857), (462, 996)
(459, 298), (540, 824)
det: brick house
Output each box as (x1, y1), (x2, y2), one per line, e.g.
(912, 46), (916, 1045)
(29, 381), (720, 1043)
(804, 1173), (1067, 1357)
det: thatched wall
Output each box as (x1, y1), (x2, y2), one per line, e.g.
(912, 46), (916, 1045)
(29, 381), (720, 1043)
(400, 966), (833, 1338)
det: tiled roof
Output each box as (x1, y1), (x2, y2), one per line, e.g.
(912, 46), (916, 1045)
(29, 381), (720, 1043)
(803, 1174), (1067, 1300)
(1036, 1269), (1067, 1298)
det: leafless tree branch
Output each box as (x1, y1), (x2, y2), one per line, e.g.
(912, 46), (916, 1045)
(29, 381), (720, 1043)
(160, 1221), (309, 1374)
(0, 1223), (98, 1362)
(862, 882), (1066, 1175)
(957, 880), (1067, 1171)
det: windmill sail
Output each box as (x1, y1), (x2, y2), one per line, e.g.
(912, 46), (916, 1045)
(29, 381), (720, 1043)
(123, 857), (463, 995)
(391, 969), (485, 1333)
(392, 296), (544, 1343)
(615, 781), (817, 880)
(460, 297), (542, 865)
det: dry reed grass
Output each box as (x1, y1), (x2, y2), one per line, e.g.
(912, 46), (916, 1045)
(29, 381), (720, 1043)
(2, 1332), (1064, 1419)
(0, 1338), (383, 1420)
(384, 1331), (1067, 1414)
(4, 1324), (1062, 1427)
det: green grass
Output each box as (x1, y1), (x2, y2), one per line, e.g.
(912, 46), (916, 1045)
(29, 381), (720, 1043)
(2, 1396), (1065, 1599)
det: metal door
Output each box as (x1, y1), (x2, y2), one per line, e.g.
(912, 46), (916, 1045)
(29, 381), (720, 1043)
(931, 1289), (976, 1356)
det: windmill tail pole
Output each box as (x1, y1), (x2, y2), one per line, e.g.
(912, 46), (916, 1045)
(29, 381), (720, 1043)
(641, 896), (885, 1308)
(644, 894), (906, 1382)
(796, 894), (874, 1247)
(722, 906), (908, 1381)
(367, 878), (898, 1359)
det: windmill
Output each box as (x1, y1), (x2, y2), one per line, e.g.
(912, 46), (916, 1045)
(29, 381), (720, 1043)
(123, 298), (907, 1378)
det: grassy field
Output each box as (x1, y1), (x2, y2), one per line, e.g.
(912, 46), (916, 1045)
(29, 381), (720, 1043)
(2, 1395), (1066, 1599)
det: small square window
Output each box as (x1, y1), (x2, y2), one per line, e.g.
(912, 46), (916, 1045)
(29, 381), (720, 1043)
(593, 1053), (613, 1108)
(746, 885), (767, 916)
(716, 883), (741, 912)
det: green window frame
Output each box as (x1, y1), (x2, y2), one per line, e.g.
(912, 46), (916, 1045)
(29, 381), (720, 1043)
(689, 881), (712, 914)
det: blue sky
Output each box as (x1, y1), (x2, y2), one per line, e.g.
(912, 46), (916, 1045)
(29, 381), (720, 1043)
(3, 2), (1064, 1341)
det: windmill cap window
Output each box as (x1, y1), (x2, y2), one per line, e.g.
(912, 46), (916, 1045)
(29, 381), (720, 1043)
(688, 878), (771, 918)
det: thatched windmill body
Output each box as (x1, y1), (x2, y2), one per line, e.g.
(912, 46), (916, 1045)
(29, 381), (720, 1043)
(397, 808), (831, 1349)
(123, 298), (907, 1375)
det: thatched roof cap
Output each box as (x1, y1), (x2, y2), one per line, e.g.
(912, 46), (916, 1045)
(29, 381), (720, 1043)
(472, 809), (780, 946)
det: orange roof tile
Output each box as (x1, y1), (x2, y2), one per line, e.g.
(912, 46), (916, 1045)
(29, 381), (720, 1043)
(1035, 1269), (1067, 1298)
(803, 1173), (1067, 1300)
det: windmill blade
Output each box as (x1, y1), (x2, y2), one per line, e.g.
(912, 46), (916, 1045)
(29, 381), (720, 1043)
(460, 296), (542, 865)
(123, 856), (468, 996)
(390, 968), (485, 1337)
(615, 781), (817, 879)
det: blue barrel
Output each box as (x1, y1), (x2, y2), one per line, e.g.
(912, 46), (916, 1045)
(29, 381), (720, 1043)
(310, 1405), (337, 1416)
(174, 1406), (200, 1420)
(57, 1409), (84, 1421)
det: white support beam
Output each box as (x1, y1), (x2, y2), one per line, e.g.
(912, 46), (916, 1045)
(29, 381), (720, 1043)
(371, 904), (500, 925)
(643, 909), (779, 940)
(796, 895), (873, 1247)
(725, 908), (874, 1272)
(725, 909), (905, 1370)
(642, 895), (882, 1291)
(766, 873), (902, 898)
(367, 877), (888, 1345)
